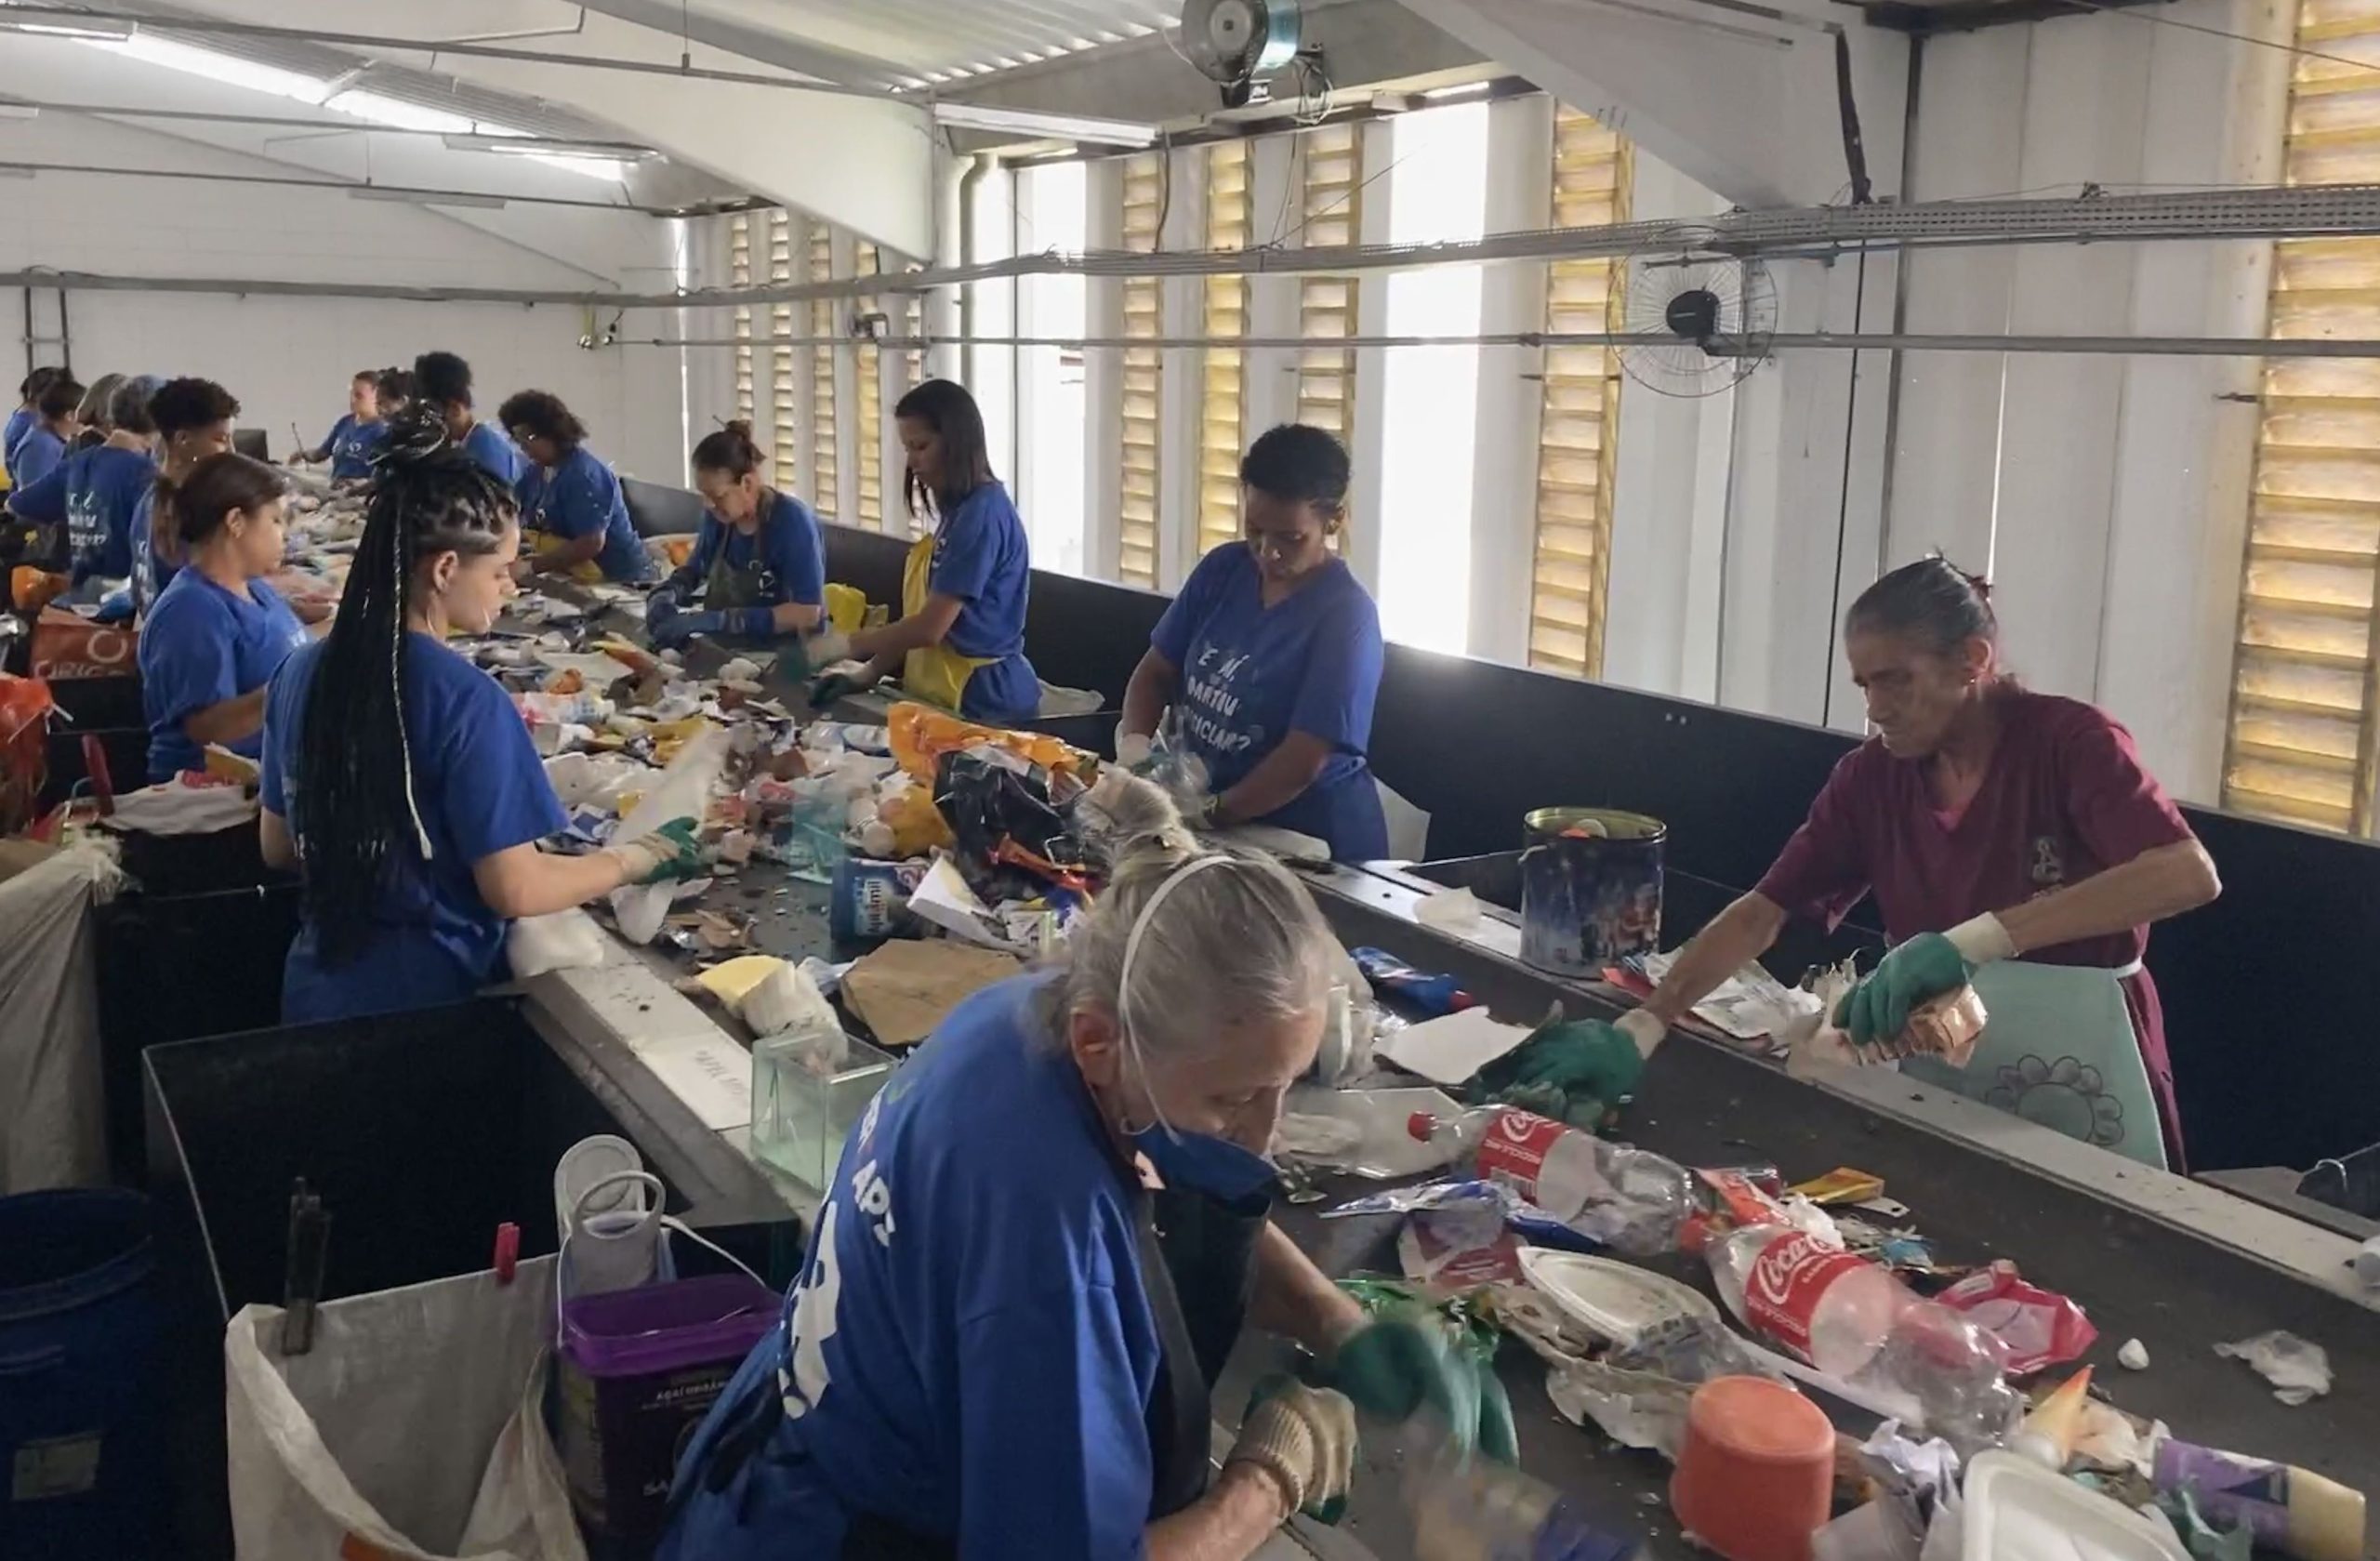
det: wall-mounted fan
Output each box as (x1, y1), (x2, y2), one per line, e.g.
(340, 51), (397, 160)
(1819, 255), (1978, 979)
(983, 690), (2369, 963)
(1180, 0), (1303, 108)
(1615, 226), (1778, 398)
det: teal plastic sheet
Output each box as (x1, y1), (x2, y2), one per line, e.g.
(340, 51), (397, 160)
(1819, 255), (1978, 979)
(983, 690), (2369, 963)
(1900, 961), (2164, 1171)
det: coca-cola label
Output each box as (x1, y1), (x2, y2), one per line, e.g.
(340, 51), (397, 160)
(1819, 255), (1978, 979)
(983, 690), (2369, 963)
(1742, 1231), (1870, 1359)
(1471, 1109), (1568, 1204)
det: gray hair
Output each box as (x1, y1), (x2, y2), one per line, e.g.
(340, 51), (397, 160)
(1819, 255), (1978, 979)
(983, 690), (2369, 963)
(109, 375), (165, 436)
(1043, 773), (1337, 1061)
(75, 373), (126, 430)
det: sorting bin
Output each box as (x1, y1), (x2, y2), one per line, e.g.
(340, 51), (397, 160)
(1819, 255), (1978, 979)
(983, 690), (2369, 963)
(0, 1188), (168, 1558)
(143, 999), (704, 1558)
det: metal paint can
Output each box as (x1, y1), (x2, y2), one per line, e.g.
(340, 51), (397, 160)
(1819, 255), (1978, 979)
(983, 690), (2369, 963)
(1518, 807), (1666, 978)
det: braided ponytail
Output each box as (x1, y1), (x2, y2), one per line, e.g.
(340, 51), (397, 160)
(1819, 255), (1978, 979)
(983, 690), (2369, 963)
(296, 403), (515, 962)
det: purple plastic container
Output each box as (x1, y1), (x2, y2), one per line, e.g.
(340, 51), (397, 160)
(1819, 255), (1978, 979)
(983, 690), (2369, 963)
(557, 1273), (777, 1559)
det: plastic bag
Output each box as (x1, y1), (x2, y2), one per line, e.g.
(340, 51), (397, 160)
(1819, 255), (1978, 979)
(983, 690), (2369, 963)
(1934, 1261), (2096, 1375)
(607, 725), (727, 945)
(886, 700), (1080, 784)
(2213, 1329), (2332, 1406)
(508, 909), (610, 980)
(0, 672), (55, 836)
(224, 1259), (587, 1561)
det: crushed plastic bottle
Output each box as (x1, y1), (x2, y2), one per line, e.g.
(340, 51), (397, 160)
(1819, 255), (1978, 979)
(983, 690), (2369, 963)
(1402, 1418), (1638, 1561)
(1706, 1224), (2019, 1456)
(1408, 1105), (1696, 1257)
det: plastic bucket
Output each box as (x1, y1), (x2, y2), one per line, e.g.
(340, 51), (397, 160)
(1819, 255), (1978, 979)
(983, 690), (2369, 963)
(0, 1187), (168, 1556)
(1670, 1375), (1834, 1561)
(557, 1272), (777, 1559)
(1518, 807), (1665, 978)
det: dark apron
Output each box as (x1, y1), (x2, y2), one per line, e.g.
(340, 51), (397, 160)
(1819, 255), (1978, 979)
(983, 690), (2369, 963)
(705, 517), (814, 681)
(680, 1187), (1262, 1559)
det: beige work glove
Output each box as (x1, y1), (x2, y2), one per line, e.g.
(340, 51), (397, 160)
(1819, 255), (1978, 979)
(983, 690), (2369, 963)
(1225, 1380), (1357, 1519)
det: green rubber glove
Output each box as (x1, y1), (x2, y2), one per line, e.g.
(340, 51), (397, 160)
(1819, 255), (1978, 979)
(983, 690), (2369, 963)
(1832, 932), (1970, 1046)
(1465, 1019), (1645, 1130)
(1329, 1311), (1518, 1465)
(616, 816), (707, 885)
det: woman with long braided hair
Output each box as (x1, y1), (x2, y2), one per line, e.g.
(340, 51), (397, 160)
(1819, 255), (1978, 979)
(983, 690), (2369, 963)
(258, 404), (700, 1024)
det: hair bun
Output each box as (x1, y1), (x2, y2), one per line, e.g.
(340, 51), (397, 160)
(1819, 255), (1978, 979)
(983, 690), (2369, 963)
(374, 402), (455, 469)
(722, 417), (755, 441)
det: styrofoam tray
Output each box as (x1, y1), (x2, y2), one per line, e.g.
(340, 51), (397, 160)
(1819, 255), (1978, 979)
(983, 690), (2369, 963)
(1962, 1451), (2189, 1561)
(1515, 1247), (1723, 1350)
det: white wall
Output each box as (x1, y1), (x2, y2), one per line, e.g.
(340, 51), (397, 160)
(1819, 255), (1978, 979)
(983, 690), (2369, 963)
(2, 114), (685, 483)
(1884, 0), (2292, 802)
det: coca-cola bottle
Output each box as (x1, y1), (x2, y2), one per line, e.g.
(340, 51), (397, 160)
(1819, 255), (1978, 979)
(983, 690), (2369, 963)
(1706, 1224), (2019, 1454)
(1408, 1105), (1696, 1258)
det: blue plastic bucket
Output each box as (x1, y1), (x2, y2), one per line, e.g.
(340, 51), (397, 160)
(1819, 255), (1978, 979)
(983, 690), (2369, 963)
(0, 1188), (167, 1557)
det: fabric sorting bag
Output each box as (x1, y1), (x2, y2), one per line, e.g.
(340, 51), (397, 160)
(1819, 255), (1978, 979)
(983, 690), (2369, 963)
(225, 1256), (587, 1561)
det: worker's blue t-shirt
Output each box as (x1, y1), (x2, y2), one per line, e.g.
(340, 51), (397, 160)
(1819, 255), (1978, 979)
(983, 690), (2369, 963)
(461, 420), (525, 486)
(517, 445), (654, 582)
(8, 444), (156, 584)
(323, 414), (382, 480)
(261, 633), (567, 1025)
(138, 569), (309, 781)
(683, 491), (826, 608)
(1150, 542), (1388, 861)
(661, 973), (1163, 1561)
(2, 406), (33, 480)
(928, 482), (1038, 724)
(11, 426), (65, 490)
(129, 487), (177, 618)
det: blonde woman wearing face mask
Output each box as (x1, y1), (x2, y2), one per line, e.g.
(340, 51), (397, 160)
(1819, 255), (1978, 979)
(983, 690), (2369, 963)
(660, 775), (1509, 1561)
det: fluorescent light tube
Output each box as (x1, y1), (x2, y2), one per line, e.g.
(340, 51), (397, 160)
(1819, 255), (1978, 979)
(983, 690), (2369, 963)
(931, 100), (1159, 148)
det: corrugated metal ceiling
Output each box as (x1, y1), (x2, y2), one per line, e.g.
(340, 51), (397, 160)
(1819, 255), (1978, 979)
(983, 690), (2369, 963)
(79, 0), (623, 139)
(693, 0), (1183, 85)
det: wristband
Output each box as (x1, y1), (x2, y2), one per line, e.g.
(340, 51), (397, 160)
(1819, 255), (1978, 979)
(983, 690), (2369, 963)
(1944, 913), (2016, 966)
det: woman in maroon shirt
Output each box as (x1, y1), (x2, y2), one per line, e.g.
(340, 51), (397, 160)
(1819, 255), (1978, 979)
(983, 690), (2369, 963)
(1599, 557), (2221, 1169)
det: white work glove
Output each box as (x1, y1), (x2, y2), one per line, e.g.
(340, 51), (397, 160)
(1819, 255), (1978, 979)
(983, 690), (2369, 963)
(1226, 1382), (1357, 1519)
(1114, 730), (1153, 771)
(805, 626), (853, 667)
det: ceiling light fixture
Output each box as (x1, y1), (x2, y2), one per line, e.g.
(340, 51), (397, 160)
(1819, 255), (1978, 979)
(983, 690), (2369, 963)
(0, 103), (39, 119)
(443, 132), (656, 163)
(931, 100), (1159, 148)
(0, 14), (134, 41)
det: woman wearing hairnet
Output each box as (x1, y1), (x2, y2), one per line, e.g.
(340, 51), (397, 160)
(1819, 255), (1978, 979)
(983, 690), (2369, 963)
(660, 775), (1508, 1561)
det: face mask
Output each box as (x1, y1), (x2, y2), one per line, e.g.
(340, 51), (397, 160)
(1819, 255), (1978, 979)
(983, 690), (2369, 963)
(1130, 1119), (1279, 1208)
(1114, 853), (1283, 1209)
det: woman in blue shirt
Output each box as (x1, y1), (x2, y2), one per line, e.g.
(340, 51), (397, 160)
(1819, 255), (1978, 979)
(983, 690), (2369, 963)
(292, 369), (384, 481)
(661, 780), (1502, 1561)
(138, 377), (241, 614)
(258, 407), (699, 1025)
(9, 373), (84, 490)
(3, 365), (60, 481)
(646, 418), (825, 648)
(1119, 425), (1388, 862)
(138, 454), (311, 781)
(414, 350), (524, 486)
(6, 375), (161, 586)
(496, 388), (654, 583)
(805, 379), (1038, 723)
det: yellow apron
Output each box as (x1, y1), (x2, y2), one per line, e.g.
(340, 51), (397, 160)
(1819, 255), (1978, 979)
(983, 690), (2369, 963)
(899, 532), (997, 712)
(530, 529), (604, 584)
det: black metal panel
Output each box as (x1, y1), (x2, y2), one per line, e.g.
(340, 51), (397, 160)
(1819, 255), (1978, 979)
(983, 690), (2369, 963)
(1864, 0), (2180, 34)
(48, 672), (142, 730)
(622, 473), (706, 538)
(1022, 567), (1167, 705)
(820, 521), (908, 612)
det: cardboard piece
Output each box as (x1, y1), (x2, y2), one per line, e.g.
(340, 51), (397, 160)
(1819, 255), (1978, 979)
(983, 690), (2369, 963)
(1380, 1008), (1533, 1088)
(842, 937), (1021, 1049)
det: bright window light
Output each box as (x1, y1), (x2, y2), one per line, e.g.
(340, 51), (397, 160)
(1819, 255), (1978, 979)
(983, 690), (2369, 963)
(1378, 101), (1489, 656)
(91, 34), (331, 104)
(1020, 161), (1088, 576)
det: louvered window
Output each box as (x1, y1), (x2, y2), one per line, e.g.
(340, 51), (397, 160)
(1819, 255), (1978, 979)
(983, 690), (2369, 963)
(1198, 141), (1251, 561)
(1118, 153), (1165, 588)
(730, 214), (754, 426)
(768, 212), (798, 491)
(1296, 124), (1362, 445)
(1528, 110), (1630, 679)
(2224, 0), (2380, 832)
(810, 227), (840, 519)
(855, 240), (885, 531)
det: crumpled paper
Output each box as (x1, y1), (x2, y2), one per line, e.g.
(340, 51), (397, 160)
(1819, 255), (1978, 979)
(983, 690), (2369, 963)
(2214, 1330), (2331, 1406)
